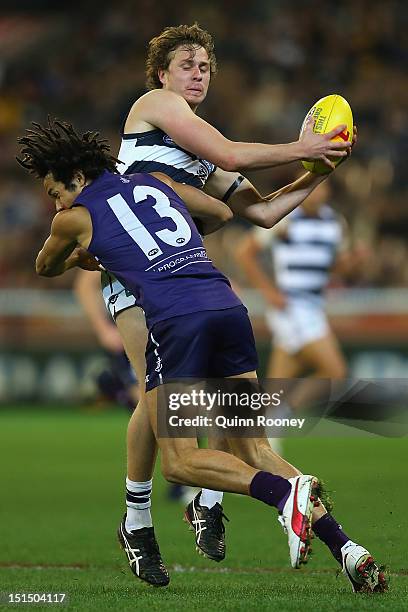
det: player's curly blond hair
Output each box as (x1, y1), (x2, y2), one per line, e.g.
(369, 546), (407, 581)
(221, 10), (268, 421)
(146, 23), (217, 90)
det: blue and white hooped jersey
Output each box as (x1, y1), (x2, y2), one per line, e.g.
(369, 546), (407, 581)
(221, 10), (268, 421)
(271, 205), (342, 301)
(117, 128), (216, 189)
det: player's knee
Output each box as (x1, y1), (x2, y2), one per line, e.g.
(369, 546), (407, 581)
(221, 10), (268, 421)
(161, 454), (186, 484)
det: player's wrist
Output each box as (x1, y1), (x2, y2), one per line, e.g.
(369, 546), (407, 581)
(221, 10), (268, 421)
(291, 140), (307, 161)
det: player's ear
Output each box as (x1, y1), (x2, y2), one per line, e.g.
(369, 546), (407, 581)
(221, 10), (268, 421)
(73, 170), (86, 187)
(158, 69), (166, 86)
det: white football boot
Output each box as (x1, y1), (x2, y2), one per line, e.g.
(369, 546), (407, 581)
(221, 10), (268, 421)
(341, 541), (388, 593)
(278, 474), (320, 568)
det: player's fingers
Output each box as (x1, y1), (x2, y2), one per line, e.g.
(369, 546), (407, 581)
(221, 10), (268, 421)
(325, 123), (347, 139)
(325, 149), (348, 158)
(327, 139), (351, 150)
(303, 115), (315, 132)
(321, 155), (335, 170)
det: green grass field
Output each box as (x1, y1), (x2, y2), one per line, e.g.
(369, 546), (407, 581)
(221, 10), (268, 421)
(0, 407), (406, 611)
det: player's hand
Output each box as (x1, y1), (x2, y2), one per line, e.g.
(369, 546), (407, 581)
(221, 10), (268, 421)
(265, 288), (287, 309)
(300, 116), (352, 170)
(334, 125), (357, 167)
(74, 247), (104, 271)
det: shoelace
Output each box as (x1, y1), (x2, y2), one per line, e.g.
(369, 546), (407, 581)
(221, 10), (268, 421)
(204, 507), (230, 536)
(131, 530), (161, 561)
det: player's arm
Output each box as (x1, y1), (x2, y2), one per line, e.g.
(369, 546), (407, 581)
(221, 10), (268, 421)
(331, 216), (371, 280)
(151, 171), (233, 235)
(127, 90), (350, 171)
(235, 230), (286, 309)
(205, 167), (327, 228)
(35, 209), (88, 276)
(74, 270), (124, 352)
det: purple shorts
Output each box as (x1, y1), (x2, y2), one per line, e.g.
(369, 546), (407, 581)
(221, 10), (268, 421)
(145, 305), (258, 391)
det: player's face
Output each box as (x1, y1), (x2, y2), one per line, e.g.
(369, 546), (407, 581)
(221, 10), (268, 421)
(159, 45), (211, 109)
(43, 173), (83, 212)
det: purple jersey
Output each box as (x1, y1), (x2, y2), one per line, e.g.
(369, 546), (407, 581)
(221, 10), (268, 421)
(75, 171), (241, 327)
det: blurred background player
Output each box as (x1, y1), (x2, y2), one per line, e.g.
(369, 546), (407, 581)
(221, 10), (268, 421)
(74, 269), (139, 409)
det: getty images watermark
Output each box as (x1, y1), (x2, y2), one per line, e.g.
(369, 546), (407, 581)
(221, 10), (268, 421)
(166, 388), (305, 430)
(155, 380), (312, 437)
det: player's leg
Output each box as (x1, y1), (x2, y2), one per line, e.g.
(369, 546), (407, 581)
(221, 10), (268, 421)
(294, 333), (386, 590)
(199, 436), (229, 508)
(297, 331), (347, 378)
(113, 291), (229, 570)
(102, 278), (169, 586)
(224, 370), (386, 584)
(209, 308), (385, 585)
(267, 345), (304, 378)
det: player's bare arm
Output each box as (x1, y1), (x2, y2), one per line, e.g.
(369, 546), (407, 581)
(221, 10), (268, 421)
(36, 207), (91, 277)
(74, 269), (124, 352)
(151, 171), (232, 235)
(205, 167), (327, 228)
(126, 89), (351, 172)
(236, 233), (286, 309)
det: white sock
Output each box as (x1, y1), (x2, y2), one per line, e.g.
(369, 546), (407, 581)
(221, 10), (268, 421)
(199, 488), (223, 509)
(125, 477), (153, 531)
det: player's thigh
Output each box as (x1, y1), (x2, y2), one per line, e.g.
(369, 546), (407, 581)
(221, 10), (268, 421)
(116, 306), (148, 386)
(267, 346), (304, 378)
(298, 332), (347, 378)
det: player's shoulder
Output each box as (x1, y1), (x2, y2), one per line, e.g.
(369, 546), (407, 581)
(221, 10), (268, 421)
(130, 89), (187, 114)
(125, 89), (189, 133)
(52, 206), (89, 236)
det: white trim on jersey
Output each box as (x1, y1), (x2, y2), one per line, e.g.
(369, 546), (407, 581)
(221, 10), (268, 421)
(288, 221), (341, 244)
(275, 244), (334, 267)
(117, 142), (201, 176)
(278, 270), (330, 290)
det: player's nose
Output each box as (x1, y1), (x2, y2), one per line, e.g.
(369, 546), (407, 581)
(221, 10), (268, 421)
(192, 65), (202, 80)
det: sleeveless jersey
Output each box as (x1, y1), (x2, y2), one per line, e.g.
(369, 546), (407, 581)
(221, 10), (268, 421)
(117, 128), (216, 189)
(271, 205), (342, 300)
(74, 171), (241, 327)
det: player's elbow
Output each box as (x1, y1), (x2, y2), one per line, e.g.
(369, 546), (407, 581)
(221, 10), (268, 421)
(36, 261), (48, 276)
(36, 266), (54, 277)
(216, 146), (241, 172)
(36, 260), (56, 277)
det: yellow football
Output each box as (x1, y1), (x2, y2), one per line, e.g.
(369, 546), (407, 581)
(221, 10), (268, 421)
(301, 94), (353, 175)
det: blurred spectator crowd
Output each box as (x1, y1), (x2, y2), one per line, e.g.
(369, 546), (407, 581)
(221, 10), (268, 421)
(0, 0), (407, 290)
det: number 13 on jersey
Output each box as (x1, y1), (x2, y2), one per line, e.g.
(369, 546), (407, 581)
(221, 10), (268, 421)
(107, 185), (192, 261)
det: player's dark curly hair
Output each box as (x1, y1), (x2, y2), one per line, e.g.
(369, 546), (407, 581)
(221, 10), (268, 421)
(16, 118), (120, 187)
(146, 23), (217, 90)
